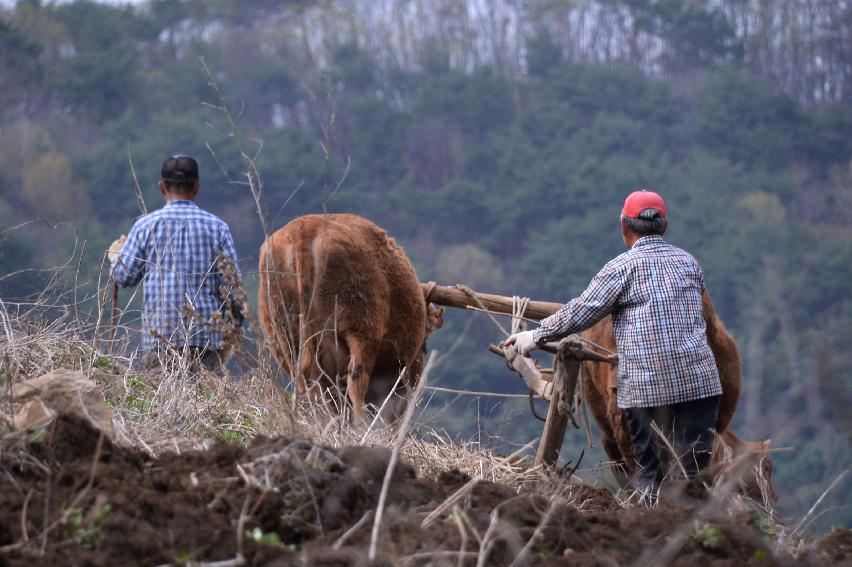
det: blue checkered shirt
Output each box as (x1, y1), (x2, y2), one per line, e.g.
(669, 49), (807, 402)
(532, 235), (721, 408)
(111, 200), (241, 351)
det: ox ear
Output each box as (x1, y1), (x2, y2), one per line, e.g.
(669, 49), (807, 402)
(426, 304), (445, 334)
(762, 439), (773, 450)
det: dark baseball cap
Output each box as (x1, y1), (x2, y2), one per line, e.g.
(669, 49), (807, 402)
(161, 154), (199, 182)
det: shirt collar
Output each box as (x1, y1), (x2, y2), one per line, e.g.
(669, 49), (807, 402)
(631, 234), (667, 249)
(164, 200), (198, 208)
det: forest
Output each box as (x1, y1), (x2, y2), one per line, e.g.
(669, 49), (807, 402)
(0, 0), (850, 531)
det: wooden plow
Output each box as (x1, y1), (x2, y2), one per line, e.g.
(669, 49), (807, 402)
(422, 282), (618, 468)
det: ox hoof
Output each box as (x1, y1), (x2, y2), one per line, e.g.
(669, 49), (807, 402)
(350, 410), (368, 430)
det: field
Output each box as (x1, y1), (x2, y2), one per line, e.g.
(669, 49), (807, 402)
(0, 303), (849, 566)
(2, 0), (851, 540)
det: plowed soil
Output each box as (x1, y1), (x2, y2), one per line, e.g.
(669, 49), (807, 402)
(0, 414), (846, 566)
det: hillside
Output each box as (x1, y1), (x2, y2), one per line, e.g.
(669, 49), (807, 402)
(0, 0), (850, 533)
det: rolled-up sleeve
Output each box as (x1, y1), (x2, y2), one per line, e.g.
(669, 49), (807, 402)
(533, 262), (627, 344)
(112, 222), (148, 288)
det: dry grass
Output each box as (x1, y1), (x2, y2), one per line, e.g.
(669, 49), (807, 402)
(0, 275), (593, 518)
(1, 271), (839, 564)
(0, 276), (288, 452)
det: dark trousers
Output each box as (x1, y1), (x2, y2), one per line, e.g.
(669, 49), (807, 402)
(624, 395), (720, 491)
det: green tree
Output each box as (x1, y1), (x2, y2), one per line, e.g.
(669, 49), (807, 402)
(625, 0), (743, 70)
(51, 1), (156, 121)
(526, 30), (562, 78)
(21, 151), (92, 220)
(694, 67), (803, 169)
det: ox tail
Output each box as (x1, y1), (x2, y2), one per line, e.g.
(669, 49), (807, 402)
(259, 239), (298, 379)
(292, 233), (319, 388)
(702, 290), (741, 434)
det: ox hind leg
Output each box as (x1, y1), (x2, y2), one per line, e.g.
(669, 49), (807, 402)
(359, 345), (424, 426)
(294, 334), (320, 399)
(344, 334), (381, 426)
(582, 363), (632, 487)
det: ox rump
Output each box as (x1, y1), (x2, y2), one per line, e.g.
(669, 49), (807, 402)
(258, 214), (439, 424)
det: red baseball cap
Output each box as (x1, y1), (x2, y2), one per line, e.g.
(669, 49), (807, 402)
(622, 190), (667, 219)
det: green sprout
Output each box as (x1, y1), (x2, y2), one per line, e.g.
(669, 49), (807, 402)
(245, 527), (294, 550)
(534, 537), (552, 560)
(64, 503), (112, 549)
(27, 426), (47, 443)
(748, 512), (777, 537)
(691, 521), (724, 551)
(121, 374), (155, 415)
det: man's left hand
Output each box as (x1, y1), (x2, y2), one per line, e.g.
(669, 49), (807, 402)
(108, 235), (127, 263)
(501, 330), (538, 356)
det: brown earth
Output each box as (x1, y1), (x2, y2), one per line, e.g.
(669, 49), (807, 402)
(0, 414), (845, 566)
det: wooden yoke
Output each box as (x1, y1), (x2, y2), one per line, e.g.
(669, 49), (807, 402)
(423, 283), (562, 321)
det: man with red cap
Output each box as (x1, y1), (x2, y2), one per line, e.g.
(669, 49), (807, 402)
(504, 190), (722, 494)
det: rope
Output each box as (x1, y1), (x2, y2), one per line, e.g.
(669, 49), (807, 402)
(423, 280), (438, 303)
(424, 386), (532, 399)
(529, 390), (547, 421)
(457, 284), (601, 448)
(459, 294), (616, 357)
(573, 335), (617, 357)
(510, 295), (529, 335)
(465, 305), (539, 325)
(458, 284), (510, 337)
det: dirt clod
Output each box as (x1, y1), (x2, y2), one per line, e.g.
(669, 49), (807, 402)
(0, 414), (837, 565)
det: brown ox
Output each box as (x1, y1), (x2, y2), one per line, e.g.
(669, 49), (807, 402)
(710, 430), (776, 503)
(258, 214), (441, 423)
(579, 292), (776, 501)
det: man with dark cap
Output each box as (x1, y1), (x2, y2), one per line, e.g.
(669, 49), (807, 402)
(503, 190), (722, 494)
(108, 154), (243, 371)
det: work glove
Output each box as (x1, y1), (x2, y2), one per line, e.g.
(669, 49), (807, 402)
(107, 235), (127, 264)
(501, 330), (538, 356)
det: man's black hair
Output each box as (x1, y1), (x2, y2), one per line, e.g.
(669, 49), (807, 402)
(622, 208), (667, 235)
(162, 178), (198, 192)
(161, 154), (199, 193)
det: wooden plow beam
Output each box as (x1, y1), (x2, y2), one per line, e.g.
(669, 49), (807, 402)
(423, 282), (617, 468)
(423, 282), (563, 321)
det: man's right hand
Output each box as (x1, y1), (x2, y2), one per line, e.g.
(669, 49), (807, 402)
(501, 330), (538, 356)
(108, 235), (127, 263)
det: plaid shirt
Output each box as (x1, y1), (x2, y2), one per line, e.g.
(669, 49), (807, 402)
(111, 200), (241, 351)
(532, 235), (721, 408)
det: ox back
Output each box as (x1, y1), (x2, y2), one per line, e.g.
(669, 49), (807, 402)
(258, 214), (428, 424)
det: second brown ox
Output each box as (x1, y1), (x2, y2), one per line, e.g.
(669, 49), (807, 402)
(580, 292), (776, 502)
(258, 214), (440, 424)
